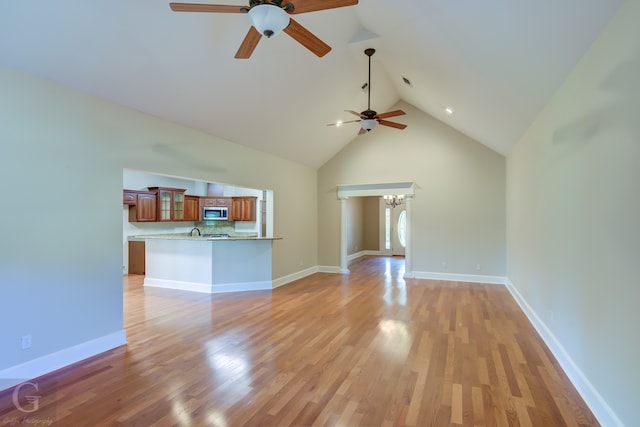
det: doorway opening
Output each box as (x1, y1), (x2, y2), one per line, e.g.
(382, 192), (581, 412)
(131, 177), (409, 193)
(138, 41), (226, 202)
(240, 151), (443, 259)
(337, 182), (414, 277)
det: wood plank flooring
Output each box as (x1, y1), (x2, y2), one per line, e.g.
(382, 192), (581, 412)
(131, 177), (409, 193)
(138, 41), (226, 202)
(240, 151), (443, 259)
(0, 256), (598, 426)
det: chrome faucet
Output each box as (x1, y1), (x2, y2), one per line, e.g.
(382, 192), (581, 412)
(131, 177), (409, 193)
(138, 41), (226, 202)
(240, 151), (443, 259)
(190, 227), (201, 237)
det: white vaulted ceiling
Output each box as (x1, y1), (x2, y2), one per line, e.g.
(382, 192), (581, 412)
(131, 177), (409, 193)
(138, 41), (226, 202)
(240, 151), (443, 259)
(0, 1), (623, 168)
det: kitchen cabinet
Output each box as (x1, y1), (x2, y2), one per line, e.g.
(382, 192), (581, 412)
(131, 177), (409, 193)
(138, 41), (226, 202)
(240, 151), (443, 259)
(127, 191), (157, 222)
(231, 196), (257, 222)
(128, 241), (145, 274)
(201, 197), (231, 208)
(123, 190), (137, 205)
(148, 187), (186, 222)
(125, 188), (200, 222)
(184, 195), (200, 221)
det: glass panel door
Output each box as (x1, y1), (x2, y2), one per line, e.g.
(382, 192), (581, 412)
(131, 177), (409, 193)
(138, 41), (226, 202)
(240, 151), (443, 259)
(391, 208), (406, 256)
(173, 192), (184, 220)
(159, 190), (171, 221)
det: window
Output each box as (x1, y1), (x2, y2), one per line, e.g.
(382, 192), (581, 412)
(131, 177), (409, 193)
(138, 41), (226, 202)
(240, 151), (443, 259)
(385, 207), (391, 250)
(398, 210), (407, 247)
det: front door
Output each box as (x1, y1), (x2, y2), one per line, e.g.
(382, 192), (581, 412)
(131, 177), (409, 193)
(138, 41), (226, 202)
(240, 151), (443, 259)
(391, 207), (406, 256)
(382, 199), (406, 257)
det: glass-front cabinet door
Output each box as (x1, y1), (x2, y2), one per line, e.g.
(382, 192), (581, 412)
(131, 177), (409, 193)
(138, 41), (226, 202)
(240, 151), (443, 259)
(148, 187), (186, 221)
(173, 192), (184, 220)
(158, 189), (172, 221)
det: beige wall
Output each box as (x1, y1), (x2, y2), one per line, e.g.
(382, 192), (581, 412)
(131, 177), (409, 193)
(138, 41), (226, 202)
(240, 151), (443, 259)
(318, 101), (506, 276)
(346, 196), (381, 256)
(0, 66), (317, 372)
(506, 2), (640, 425)
(362, 197), (380, 251)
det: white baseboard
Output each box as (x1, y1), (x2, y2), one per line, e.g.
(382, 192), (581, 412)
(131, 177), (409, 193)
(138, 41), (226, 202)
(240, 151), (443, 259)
(347, 250), (384, 261)
(272, 266), (342, 288)
(505, 279), (623, 427)
(144, 278), (272, 293)
(144, 277), (213, 293)
(0, 330), (127, 392)
(272, 266), (318, 289)
(309, 265), (506, 284)
(412, 270), (507, 285)
(318, 266), (342, 273)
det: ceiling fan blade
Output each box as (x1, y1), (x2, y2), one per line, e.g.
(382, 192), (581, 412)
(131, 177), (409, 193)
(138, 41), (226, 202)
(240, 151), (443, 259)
(378, 119), (407, 130)
(327, 119), (360, 126)
(346, 110), (363, 118)
(235, 26), (262, 59)
(376, 109), (406, 119)
(285, 0), (358, 15)
(283, 18), (331, 57)
(358, 127), (367, 135)
(169, 3), (246, 13)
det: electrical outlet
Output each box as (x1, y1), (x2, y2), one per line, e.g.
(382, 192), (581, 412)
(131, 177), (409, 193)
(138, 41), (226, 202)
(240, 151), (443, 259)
(21, 334), (32, 350)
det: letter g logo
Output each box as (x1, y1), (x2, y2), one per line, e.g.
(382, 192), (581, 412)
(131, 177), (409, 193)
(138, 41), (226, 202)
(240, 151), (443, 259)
(12, 381), (41, 413)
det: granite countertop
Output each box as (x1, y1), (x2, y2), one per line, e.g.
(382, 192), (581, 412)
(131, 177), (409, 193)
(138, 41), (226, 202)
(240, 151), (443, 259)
(129, 234), (281, 242)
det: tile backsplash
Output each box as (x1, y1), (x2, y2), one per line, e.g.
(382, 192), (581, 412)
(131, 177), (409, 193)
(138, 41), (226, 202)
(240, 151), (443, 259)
(195, 221), (257, 237)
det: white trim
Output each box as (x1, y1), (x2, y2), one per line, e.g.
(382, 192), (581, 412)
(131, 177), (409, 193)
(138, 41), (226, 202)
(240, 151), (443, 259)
(0, 330), (127, 392)
(279, 266), (506, 285)
(144, 278), (213, 293)
(362, 250), (383, 257)
(505, 279), (623, 427)
(211, 281), (272, 293)
(144, 278), (272, 294)
(318, 265), (342, 273)
(340, 197), (348, 274)
(272, 266), (318, 289)
(347, 250), (385, 261)
(412, 271), (507, 285)
(337, 182), (415, 198)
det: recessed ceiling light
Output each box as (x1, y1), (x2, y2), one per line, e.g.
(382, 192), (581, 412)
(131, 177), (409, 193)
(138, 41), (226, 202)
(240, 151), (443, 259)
(402, 76), (412, 87)
(445, 107), (454, 115)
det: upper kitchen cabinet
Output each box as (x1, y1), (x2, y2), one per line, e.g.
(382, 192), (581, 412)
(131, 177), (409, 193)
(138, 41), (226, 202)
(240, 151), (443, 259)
(147, 187), (186, 222)
(123, 190), (137, 205)
(184, 195), (200, 222)
(231, 196), (257, 222)
(126, 191), (158, 222)
(125, 188), (201, 222)
(201, 197), (232, 209)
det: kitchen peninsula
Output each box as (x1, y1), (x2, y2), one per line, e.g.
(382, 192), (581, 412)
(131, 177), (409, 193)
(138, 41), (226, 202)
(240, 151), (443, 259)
(132, 234), (281, 294)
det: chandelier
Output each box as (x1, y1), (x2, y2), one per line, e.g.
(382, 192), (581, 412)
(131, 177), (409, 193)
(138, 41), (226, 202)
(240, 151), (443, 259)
(383, 195), (404, 208)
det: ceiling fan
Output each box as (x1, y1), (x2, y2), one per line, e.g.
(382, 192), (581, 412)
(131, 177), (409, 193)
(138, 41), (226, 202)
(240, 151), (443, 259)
(169, 0), (358, 59)
(328, 48), (407, 135)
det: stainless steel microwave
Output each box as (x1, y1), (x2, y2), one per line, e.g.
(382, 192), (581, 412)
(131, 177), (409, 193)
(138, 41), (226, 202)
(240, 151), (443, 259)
(203, 206), (228, 220)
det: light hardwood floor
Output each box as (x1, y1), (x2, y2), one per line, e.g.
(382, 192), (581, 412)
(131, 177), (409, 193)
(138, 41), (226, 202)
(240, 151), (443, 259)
(0, 256), (598, 426)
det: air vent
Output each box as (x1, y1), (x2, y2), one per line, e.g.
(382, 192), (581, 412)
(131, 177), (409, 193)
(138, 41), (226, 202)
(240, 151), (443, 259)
(402, 76), (412, 87)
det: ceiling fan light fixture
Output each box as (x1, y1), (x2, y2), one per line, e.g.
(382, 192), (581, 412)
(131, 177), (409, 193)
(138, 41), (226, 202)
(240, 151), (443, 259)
(360, 119), (378, 131)
(248, 4), (290, 38)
